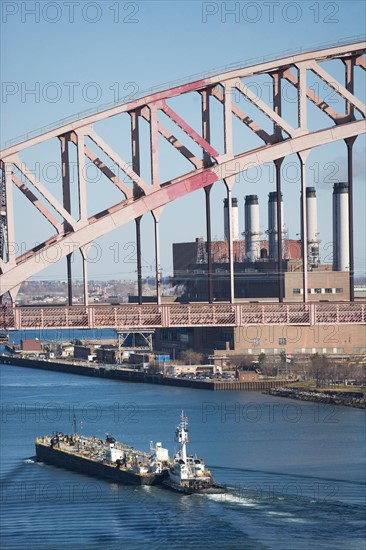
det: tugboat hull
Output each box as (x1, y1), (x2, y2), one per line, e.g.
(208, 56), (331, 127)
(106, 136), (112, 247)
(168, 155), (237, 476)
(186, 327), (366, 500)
(162, 478), (227, 495)
(35, 443), (163, 486)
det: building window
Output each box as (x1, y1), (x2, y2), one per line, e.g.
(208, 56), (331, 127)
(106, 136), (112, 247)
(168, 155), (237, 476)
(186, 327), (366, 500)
(325, 288), (332, 294)
(314, 288), (322, 294)
(293, 288), (301, 294)
(279, 338), (286, 345)
(252, 338), (260, 346)
(335, 288), (343, 294)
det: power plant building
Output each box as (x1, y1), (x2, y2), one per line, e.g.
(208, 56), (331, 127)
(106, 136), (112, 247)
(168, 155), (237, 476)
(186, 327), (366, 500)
(159, 187), (360, 358)
(171, 191), (350, 302)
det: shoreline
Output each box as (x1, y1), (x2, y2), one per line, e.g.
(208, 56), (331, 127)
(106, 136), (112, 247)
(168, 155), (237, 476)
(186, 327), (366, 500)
(0, 355), (294, 391)
(263, 387), (366, 409)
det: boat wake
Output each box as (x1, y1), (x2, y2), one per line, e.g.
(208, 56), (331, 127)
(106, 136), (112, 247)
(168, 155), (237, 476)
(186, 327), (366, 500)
(23, 457), (37, 464)
(210, 465), (365, 486)
(207, 492), (258, 507)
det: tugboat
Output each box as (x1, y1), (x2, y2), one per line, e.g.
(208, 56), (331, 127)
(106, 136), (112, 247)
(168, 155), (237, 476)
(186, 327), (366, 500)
(163, 412), (227, 494)
(35, 427), (170, 486)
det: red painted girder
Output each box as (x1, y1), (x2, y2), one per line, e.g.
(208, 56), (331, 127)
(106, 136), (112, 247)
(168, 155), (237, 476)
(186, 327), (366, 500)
(1, 119), (364, 294)
(1, 42), (364, 159)
(157, 100), (220, 158)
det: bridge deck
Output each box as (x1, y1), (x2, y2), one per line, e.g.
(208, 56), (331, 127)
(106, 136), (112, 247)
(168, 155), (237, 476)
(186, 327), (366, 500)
(1, 302), (365, 330)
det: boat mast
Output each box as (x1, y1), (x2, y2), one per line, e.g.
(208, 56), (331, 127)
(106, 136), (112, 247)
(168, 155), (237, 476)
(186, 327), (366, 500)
(176, 411), (189, 463)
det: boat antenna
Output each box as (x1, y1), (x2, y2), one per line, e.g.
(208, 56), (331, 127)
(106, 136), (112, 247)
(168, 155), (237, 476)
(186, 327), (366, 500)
(73, 412), (77, 435)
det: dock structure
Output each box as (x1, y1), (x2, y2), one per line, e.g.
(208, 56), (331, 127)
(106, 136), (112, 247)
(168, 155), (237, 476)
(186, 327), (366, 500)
(1, 355), (294, 391)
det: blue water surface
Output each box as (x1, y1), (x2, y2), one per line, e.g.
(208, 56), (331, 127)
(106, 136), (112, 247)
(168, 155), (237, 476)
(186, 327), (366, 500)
(1, 363), (365, 549)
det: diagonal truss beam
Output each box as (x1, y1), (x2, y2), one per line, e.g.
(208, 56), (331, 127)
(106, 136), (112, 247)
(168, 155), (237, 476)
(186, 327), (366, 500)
(139, 106), (203, 168)
(87, 129), (151, 195)
(12, 173), (62, 232)
(211, 86), (274, 143)
(1, 119), (364, 295)
(282, 68), (342, 122)
(234, 81), (296, 137)
(1, 41), (364, 160)
(308, 60), (366, 116)
(68, 133), (132, 199)
(355, 54), (366, 69)
(12, 156), (78, 229)
(157, 100), (220, 158)
(0, 41), (365, 298)
(85, 147), (133, 199)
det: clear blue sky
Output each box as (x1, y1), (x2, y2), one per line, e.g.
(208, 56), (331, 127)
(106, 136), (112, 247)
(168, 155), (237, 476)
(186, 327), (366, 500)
(1, 1), (365, 282)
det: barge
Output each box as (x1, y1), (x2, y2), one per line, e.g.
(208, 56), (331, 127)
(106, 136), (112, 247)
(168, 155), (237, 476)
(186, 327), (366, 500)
(35, 432), (170, 486)
(36, 413), (226, 494)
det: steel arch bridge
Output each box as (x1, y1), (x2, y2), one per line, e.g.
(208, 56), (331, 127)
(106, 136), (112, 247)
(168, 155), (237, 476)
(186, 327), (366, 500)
(0, 38), (365, 330)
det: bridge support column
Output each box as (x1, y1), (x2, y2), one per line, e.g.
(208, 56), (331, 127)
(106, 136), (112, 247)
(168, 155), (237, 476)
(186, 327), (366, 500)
(149, 105), (160, 187)
(297, 64), (308, 132)
(275, 159), (284, 302)
(346, 137), (355, 301)
(66, 255), (73, 306)
(201, 88), (214, 304)
(310, 303), (316, 325)
(135, 216), (142, 305)
(224, 82), (233, 158)
(131, 111), (143, 305)
(131, 110), (141, 191)
(130, 110), (142, 305)
(272, 71), (284, 303)
(201, 87), (212, 169)
(344, 57), (356, 302)
(205, 185), (213, 303)
(152, 207), (163, 305)
(298, 152), (309, 303)
(224, 178), (235, 303)
(8, 284), (20, 306)
(80, 246), (89, 306)
(75, 130), (88, 222)
(60, 134), (73, 306)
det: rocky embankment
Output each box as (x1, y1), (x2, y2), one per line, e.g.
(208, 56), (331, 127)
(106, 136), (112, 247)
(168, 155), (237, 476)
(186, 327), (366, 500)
(263, 387), (366, 409)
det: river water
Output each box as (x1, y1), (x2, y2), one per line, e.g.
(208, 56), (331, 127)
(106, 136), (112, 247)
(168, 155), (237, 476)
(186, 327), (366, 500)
(1, 363), (365, 549)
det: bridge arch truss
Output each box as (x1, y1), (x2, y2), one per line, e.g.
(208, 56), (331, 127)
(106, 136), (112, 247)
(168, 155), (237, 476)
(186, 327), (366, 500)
(0, 39), (365, 329)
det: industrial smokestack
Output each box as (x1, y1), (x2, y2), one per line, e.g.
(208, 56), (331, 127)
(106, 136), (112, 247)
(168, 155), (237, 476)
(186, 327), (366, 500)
(267, 191), (284, 260)
(244, 195), (260, 261)
(224, 197), (239, 241)
(333, 182), (349, 271)
(306, 187), (320, 267)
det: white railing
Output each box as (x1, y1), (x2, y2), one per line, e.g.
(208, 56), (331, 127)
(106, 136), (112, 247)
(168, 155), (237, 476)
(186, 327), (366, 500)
(1, 302), (365, 330)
